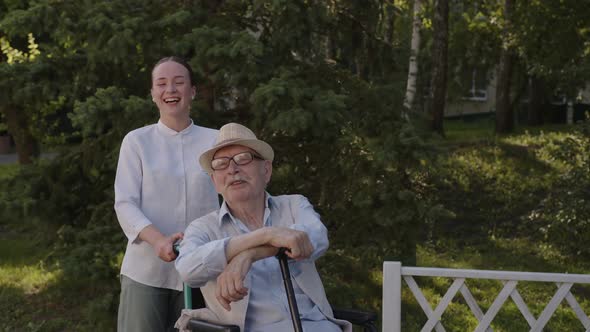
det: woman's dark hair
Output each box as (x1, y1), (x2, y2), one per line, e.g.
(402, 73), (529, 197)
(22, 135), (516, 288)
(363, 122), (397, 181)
(151, 56), (195, 85)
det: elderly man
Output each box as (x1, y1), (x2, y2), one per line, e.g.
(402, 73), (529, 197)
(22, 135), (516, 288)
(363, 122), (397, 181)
(175, 123), (351, 331)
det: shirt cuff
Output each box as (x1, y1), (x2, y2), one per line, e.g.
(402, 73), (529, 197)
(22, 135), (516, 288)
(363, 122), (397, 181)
(202, 237), (231, 278)
(130, 219), (153, 243)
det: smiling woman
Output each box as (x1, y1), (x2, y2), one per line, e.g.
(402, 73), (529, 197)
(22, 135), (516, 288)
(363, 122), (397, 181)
(113, 56), (220, 332)
(150, 56), (196, 132)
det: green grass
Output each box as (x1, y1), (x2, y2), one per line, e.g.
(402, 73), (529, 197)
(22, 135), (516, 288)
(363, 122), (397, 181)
(406, 239), (590, 331)
(0, 223), (63, 331)
(444, 117), (496, 142)
(0, 221), (118, 331)
(398, 118), (590, 331)
(0, 163), (116, 331)
(0, 164), (18, 181)
(443, 117), (571, 142)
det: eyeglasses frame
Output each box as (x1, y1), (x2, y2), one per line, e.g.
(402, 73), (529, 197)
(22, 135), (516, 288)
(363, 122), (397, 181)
(210, 151), (265, 171)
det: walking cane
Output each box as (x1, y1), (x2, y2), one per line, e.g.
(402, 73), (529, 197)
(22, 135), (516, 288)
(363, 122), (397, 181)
(276, 247), (304, 332)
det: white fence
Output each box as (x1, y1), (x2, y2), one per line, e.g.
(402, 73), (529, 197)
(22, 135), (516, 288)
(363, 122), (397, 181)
(382, 262), (590, 332)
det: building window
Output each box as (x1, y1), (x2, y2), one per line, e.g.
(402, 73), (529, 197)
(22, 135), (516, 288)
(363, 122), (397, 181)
(461, 68), (488, 101)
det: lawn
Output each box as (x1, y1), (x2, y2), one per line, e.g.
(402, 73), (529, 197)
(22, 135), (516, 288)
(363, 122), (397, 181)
(0, 218), (119, 331)
(0, 162), (117, 331)
(398, 118), (590, 331)
(0, 164), (18, 181)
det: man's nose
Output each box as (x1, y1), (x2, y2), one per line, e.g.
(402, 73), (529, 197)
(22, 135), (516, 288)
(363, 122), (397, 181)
(227, 159), (240, 173)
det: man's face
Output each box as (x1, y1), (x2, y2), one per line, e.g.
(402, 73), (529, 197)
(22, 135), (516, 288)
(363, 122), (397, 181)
(210, 145), (272, 205)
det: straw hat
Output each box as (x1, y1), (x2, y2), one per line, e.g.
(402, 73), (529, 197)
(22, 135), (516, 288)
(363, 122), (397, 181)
(199, 123), (274, 173)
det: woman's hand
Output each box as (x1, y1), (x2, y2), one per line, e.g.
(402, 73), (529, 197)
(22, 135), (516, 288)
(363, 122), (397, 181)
(138, 225), (184, 262)
(153, 232), (184, 262)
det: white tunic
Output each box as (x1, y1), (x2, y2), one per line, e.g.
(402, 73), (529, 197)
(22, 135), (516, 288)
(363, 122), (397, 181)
(114, 120), (219, 290)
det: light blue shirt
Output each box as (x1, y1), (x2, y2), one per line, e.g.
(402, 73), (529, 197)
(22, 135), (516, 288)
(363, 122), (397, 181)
(177, 194), (341, 331)
(220, 196), (340, 332)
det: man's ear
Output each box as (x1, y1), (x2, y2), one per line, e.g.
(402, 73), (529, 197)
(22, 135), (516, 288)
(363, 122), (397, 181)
(264, 161), (273, 184)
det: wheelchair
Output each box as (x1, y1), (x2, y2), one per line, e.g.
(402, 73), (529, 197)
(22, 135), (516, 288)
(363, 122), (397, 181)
(175, 247), (377, 332)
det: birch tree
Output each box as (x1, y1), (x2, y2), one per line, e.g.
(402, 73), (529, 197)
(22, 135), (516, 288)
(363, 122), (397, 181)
(403, 0), (422, 111)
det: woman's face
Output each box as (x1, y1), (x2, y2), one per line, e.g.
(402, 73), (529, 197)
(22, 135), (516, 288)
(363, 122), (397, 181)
(151, 61), (196, 120)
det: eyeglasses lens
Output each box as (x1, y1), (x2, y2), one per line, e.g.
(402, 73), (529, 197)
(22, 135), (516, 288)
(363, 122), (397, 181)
(211, 152), (255, 170)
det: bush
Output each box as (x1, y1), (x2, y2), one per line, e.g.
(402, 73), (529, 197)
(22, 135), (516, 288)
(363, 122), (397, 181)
(529, 119), (590, 257)
(428, 139), (554, 240)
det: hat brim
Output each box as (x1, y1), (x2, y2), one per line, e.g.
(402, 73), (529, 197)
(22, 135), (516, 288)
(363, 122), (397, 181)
(199, 138), (274, 174)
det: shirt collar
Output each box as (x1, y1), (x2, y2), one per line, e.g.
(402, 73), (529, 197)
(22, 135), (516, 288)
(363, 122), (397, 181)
(218, 192), (274, 226)
(156, 119), (194, 136)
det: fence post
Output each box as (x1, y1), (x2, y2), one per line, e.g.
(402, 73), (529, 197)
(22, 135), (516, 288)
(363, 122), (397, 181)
(383, 261), (402, 332)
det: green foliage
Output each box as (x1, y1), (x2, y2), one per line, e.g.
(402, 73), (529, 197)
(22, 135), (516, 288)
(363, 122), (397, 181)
(1, 88), (160, 285)
(250, 63), (439, 265)
(513, 0), (590, 93)
(0, 163), (17, 180)
(527, 119), (590, 257)
(69, 87), (157, 139)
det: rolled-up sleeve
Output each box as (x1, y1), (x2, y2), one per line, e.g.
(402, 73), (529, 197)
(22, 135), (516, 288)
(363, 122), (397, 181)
(288, 195), (329, 275)
(114, 135), (152, 242)
(175, 220), (230, 288)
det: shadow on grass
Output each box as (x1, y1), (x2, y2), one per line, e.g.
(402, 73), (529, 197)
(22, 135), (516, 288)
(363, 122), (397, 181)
(431, 137), (561, 241)
(0, 268), (118, 331)
(0, 221), (119, 332)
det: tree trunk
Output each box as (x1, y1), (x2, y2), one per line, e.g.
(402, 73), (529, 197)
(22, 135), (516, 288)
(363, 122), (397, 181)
(354, 32), (365, 79)
(495, 0), (515, 133)
(323, 34), (333, 61)
(430, 0), (448, 136)
(403, 0), (422, 111)
(527, 76), (545, 126)
(384, 1), (396, 45)
(1, 106), (40, 164)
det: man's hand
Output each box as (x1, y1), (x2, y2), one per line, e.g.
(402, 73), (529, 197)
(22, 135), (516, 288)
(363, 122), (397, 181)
(224, 227), (314, 263)
(266, 228), (314, 260)
(216, 250), (254, 311)
(153, 232), (184, 262)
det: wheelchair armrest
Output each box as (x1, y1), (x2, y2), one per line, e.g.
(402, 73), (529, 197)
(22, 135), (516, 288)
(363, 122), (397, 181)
(333, 307), (378, 332)
(185, 308), (376, 332)
(187, 318), (240, 332)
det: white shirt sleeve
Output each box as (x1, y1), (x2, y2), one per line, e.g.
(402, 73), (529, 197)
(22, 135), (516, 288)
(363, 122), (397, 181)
(114, 134), (152, 242)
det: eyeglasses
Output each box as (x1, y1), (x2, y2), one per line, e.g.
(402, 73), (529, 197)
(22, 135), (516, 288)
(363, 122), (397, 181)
(211, 151), (264, 171)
